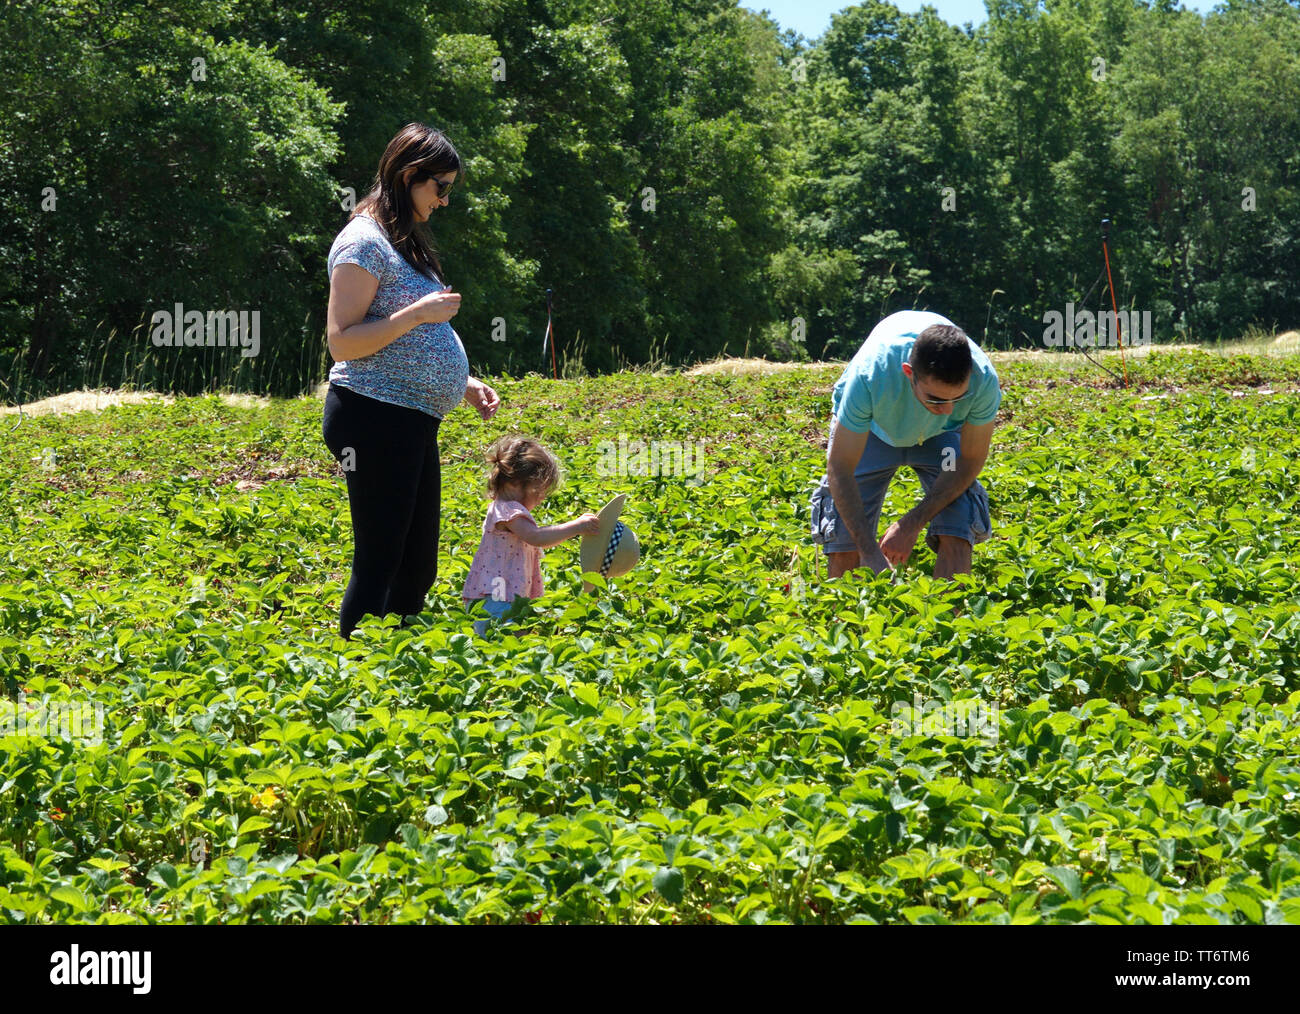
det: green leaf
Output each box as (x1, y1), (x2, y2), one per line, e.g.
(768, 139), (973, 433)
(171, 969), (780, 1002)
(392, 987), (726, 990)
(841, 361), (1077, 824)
(147, 863), (179, 891)
(1045, 866), (1082, 900)
(49, 885), (90, 911)
(652, 867), (685, 904)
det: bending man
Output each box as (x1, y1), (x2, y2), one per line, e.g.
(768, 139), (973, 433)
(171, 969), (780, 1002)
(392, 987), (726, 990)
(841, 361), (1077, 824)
(810, 311), (1001, 579)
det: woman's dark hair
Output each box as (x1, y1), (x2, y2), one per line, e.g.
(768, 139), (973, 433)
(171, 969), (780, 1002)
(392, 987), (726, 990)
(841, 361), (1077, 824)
(485, 436), (563, 501)
(354, 122), (461, 282)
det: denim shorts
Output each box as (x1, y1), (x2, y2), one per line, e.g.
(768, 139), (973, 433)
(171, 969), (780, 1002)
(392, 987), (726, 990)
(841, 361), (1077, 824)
(809, 429), (991, 555)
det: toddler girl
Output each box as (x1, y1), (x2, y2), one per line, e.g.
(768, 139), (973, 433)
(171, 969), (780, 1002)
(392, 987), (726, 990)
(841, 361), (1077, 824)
(462, 435), (599, 635)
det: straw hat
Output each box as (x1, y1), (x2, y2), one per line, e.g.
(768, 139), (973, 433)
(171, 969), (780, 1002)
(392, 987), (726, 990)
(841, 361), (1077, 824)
(580, 494), (640, 592)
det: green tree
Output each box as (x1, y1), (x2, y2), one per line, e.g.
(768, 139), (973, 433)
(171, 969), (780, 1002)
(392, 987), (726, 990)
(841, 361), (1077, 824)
(1112, 2), (1300, 338)
(0, 0), (342, 397)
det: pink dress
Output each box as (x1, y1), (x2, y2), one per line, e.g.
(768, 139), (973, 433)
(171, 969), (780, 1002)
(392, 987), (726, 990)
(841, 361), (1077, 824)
(461, 499), (545, 605)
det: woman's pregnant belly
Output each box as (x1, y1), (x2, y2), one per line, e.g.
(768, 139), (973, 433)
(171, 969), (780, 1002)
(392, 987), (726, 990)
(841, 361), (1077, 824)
(329, 319), (469, 419)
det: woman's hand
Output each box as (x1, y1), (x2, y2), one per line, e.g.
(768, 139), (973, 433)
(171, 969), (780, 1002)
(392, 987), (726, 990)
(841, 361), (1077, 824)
(412, 287), (462, 324)
(574, 513), (601, 537)
(463, 376), (500, 421)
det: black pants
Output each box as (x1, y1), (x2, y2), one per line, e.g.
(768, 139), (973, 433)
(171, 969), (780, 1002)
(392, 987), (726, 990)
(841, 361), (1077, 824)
(322, 383), (441, 639)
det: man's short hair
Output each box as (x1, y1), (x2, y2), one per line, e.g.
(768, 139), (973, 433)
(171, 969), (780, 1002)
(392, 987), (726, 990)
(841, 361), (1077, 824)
(910, 324), (972, 386)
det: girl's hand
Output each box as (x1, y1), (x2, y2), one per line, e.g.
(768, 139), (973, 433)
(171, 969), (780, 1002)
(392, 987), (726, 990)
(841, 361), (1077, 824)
(412, 288), (461, 323)
(575, 513), (601, 537)
(464, 377), (500, 421)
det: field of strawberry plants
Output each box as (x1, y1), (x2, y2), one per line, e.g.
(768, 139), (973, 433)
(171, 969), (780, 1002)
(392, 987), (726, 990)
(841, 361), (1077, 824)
(2, 349), (1299, 924)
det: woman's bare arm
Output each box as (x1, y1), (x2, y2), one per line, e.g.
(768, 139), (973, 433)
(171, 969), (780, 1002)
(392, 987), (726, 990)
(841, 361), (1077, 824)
(326, 263), (461, 363)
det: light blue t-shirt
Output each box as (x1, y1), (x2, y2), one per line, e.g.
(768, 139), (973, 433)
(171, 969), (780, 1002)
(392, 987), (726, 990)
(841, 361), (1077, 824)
(831, 311), (1001, 447)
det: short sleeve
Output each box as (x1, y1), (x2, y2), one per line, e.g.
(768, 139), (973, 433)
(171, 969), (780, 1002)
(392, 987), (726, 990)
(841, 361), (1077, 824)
(833, 374), (873, 433)
(490, 500), (534, 531)
(965, 369), (1002, 427)
(330, 228), (388, 284)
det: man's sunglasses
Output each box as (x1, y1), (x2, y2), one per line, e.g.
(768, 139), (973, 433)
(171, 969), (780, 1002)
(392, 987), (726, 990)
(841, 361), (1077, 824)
(910, 375), (971, 405)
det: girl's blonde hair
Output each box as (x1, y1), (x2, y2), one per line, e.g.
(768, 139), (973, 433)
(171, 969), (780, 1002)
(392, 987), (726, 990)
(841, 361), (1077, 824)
(485, 435), (562, 500)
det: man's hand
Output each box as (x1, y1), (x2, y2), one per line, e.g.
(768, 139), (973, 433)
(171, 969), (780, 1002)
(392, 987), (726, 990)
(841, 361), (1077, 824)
(887, 420), (993, 566)
(879, 517), (922, 567)
(463, 377), (500, 421)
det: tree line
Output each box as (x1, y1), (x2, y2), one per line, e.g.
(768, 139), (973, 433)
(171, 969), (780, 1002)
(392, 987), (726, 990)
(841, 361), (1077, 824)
(2, 0), (1296, 399)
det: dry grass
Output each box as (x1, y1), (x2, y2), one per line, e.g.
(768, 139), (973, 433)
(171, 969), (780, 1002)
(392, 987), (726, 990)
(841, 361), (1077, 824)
(986, 342), (1202, 364)
(679, 331), (1300, 378)
(1271, 330), (1300, 352)
(679, 344), (1206, 376)
(0, 388), (272, 418)
(680, 334), (1300, 378)
(987, 331), (1300, 367)
(683, 356), (841, 376)
(5, 333), (1296, 416)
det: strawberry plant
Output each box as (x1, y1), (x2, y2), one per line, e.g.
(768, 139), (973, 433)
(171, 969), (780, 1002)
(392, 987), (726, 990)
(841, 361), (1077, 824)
(2, 354), (1299, 923)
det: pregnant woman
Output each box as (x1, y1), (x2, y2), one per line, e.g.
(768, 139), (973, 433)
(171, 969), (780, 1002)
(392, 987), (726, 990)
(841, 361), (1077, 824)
(323, 122), (500, 639)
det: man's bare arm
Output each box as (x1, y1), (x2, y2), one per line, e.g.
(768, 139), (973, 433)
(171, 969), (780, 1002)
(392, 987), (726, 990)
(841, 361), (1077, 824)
(904, 419), (993, 528)
(879, 419), (994, 567)
(826, 419), (889, 573)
